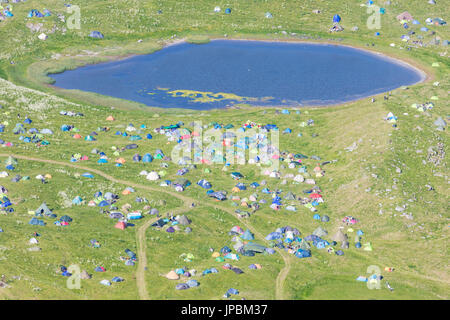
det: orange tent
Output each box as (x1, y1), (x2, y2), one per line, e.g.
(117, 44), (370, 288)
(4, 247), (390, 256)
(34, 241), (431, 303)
(115, 221), (127, 230)
(73, 134), (82, 139)
(122, 189), (132, 195)
(115, 158), (126, 164)
(106, 115), (115, 121)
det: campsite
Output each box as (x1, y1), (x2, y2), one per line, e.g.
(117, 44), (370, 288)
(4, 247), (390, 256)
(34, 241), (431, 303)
(0, 0), (448, 301)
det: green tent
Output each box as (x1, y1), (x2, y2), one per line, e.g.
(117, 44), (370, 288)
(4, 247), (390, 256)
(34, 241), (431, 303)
(5, 156), (18, 166)
(243, 242), (265, 253)
(173, 178), (190, 188)
(35, 202), (52, 215)
(284, 191), (296, 200)
(298, 240), (311, 250)
(313, 227), (328, 238)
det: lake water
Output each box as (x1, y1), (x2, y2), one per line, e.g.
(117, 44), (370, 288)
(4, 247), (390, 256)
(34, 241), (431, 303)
(50, 40), (424, 110)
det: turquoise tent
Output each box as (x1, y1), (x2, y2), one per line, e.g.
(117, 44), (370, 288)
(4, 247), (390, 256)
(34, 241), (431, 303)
(72, 196), (83, 205)
(143, 153), (153, 163)
(241, 229), (255, 241)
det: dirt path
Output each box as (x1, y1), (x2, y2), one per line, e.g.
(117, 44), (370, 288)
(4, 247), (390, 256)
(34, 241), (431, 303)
(208, 203), (291, 300)
(0, 153), (291, 300)
(0, 287), (15, 300)
(135, 217), (158, 300)
(135, 206), (191, 300)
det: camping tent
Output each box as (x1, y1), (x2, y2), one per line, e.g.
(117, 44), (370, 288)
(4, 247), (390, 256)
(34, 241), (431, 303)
(333, 14), (341, 23)
(89, 31), (104, 39)
(35, 203), (52, 215)
(397, 11), (413, 21)
(241, 229), (255, 240)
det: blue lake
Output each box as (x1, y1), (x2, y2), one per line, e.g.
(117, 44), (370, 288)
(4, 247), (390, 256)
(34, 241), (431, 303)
(50, 40), (424, 110)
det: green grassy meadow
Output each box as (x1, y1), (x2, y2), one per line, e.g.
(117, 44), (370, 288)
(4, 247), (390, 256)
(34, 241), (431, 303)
(0, 0), (448, 300)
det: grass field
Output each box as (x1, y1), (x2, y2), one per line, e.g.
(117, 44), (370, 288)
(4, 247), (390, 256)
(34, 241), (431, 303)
(0, 0), (448, 300)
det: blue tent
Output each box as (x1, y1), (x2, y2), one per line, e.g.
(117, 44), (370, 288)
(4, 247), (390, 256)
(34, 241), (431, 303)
(236, 183), (246, 190)
(264, 124), (278, 131)
(60, 215), (72, 223)
(176, 283), (190, 290)
(98, 200), (109, 207)
(187, 279), (199, 287)
(265, 232), (282, 240)
(202, 269), (212, 275)
(81, 173), (94, 178)
(89, 31), (104, 39)
(295, 249), (311, 258)
(29, 218), (45, 226)
(197, 179), (212, 189)
(314, 239), (329, 249)
(111, 276), (124, 282)
(220, 246), (231, 254)
(333, 14), (341, 23)
(227, 288), (239, 295)
(225, 8), (231, 14)
(1, 201), (12, 208)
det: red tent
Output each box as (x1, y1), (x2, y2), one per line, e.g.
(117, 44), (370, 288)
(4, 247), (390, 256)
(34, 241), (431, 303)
(309, 193), (322, 199)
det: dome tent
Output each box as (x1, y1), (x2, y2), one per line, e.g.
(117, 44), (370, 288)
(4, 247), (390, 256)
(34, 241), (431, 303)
(241, 229), (255, 241)
(333, 14), (341, 23)
(89, 31), (104, 39)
